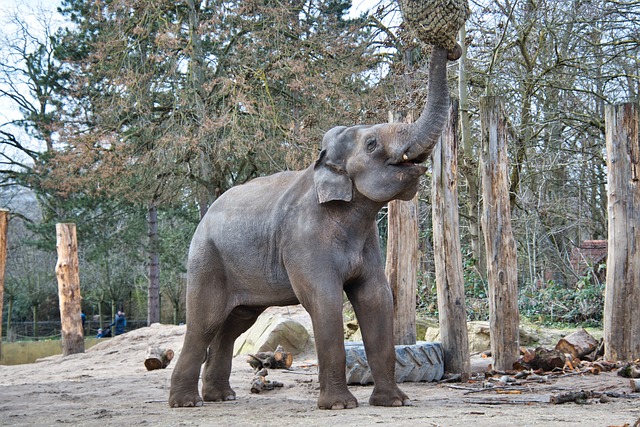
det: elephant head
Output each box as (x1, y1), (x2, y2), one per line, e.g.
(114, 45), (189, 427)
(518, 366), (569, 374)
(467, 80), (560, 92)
(314, 46), (454, 204)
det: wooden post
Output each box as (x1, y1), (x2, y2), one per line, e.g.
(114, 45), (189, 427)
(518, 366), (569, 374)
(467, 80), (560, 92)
(480, 96), (519, 371)
(386, 197), (419, 345)
(432, 101), (470, 376)
(55, 223), (84, 356)
(385, 111), (418, 346)
(148, 203), (160, 325)
(604, 103), (640, 361)
(0, 210), (8, 359)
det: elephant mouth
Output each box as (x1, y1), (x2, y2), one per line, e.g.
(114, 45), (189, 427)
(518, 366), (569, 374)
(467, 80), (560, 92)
(391, 151), (430, 167)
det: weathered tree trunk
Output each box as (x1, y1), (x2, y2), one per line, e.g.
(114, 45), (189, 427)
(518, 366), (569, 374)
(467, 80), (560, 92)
(431, 101), (470, 376)
(458, 25), (485, 279)
(480, 96), (520, 371)
(386, 111), (418, 346)
(0, 210), (8, 358)
(148, 203), (160, 325)
(386, 197), (418, 345)
(604, 102), (640, 361)
(55, 223), (85, 356)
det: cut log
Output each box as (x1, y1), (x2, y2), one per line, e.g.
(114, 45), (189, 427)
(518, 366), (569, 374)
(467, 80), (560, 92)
(618, 363), (640, 378)
(247, 344), (293, 370)
(515, 347), (566, 372)
(250, 369), (284, 394)
(144, 346), (174, 370)
(631, 379), (640, 392)
(555, 328), (598, 360)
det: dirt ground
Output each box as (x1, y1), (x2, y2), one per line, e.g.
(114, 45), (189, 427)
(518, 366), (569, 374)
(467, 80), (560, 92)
(1, 306), (639, 427)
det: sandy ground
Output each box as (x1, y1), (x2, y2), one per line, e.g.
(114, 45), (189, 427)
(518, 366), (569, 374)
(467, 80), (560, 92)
(1, 306), (639, 427)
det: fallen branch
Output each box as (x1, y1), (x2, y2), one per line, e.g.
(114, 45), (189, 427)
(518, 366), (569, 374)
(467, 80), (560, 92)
(550, 390), (592, 404)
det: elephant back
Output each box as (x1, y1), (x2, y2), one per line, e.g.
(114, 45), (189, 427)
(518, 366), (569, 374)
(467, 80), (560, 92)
(398, 0), (471, 51)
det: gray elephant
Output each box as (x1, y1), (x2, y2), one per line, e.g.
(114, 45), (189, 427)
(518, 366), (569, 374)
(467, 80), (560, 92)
(169, 45), (457, 410)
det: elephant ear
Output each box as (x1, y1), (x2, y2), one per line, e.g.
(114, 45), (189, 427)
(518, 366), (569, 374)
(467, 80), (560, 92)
(313, 149), (352, 203)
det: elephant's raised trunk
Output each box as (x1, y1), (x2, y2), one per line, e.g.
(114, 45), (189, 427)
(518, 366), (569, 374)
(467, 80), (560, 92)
(403, 46), (451, 160)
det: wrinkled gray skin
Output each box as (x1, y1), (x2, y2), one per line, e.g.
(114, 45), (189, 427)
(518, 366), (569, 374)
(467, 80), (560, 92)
(169, 46), (456, 410)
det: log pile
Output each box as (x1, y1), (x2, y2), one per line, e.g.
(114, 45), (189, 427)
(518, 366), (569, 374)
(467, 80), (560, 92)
(246, 344), (292, 394)
(451, 328), (640, 405)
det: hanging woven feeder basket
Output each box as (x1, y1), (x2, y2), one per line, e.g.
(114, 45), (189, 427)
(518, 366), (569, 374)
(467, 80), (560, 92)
(398, 0), (471, 51)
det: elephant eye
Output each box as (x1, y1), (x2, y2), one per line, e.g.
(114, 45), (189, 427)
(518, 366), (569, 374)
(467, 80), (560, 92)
(365, 138), (377, 152)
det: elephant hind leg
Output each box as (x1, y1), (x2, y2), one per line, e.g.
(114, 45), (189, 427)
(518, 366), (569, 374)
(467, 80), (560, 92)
(201, 306), (264, 402)
(169, 298), (231, 407)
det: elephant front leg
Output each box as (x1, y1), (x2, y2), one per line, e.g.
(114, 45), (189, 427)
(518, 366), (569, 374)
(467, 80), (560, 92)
(304, 295), (358, 410)
(346, 279), (411, 407)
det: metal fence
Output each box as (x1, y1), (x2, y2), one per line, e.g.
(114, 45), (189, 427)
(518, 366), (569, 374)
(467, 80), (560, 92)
(2, 319), (149, 341)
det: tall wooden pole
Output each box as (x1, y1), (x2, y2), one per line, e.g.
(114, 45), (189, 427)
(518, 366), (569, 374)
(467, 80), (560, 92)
(480, 96), (519, 371)
(148, 203), (160, 325)
(386, 111), (418, 346)
(432, 101), (470, 376)
(604, 102), (640, 361)
(56, 223), (84, 356)
(0, 210), (8, 359)
(386, 197), (419, 345)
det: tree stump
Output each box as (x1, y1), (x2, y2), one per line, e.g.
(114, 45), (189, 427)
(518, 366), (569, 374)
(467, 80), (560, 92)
(144, 346), (175, 370)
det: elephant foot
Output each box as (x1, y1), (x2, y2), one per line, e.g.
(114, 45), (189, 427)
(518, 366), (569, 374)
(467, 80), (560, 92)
(202, 386), (236, 402)
(317, 390), (358, 410)
(168, 390), (204, 408)
(369, 386), (411, 407)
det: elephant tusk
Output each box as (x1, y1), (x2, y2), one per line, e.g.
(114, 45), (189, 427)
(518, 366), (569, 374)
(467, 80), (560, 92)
(402, 154), (409, 161)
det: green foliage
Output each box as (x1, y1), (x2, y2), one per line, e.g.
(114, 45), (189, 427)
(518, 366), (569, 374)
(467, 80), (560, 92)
(519, 275), (605, 327)
(417, 257), (605, 328)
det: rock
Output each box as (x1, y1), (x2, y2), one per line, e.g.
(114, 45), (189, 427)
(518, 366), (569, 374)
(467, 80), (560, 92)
(424, 321), (551, 353)
(416, 316), (439, 342)
(233, 313), (311, 356)
(346, 316), (438, 343)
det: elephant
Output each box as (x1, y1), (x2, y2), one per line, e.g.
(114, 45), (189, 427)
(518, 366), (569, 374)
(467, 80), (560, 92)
(169, 45), (458, 410)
